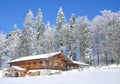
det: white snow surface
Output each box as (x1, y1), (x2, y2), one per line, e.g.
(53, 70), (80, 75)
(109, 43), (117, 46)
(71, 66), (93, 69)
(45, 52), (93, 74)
(0, 70), (3, 77)
(8, 52), (61, 63)
(0, 68), (120, 84)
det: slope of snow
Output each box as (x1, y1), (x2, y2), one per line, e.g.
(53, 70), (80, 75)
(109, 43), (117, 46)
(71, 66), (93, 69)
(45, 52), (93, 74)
(0, 69), (120, 84)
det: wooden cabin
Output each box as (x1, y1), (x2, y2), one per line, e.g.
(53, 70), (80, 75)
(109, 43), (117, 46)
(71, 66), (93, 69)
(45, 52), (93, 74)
(7, 52), (88, 77)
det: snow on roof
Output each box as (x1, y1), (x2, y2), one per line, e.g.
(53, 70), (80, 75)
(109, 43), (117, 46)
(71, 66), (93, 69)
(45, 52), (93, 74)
(12, 66), (25, 71)
(6, 66), (25, 71)
(8, 52), (61, 63)
(73, 61), (89, 66)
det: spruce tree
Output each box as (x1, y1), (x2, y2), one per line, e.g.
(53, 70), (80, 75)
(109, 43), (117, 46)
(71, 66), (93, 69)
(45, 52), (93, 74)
(69, 13), (76, 28)
(35, 8), (44, 32)
(21, 9), (36, 56)
(56, 7), (66, 29)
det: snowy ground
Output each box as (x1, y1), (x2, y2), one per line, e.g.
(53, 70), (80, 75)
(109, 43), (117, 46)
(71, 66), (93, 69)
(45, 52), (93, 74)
(0, 65), (120, 84)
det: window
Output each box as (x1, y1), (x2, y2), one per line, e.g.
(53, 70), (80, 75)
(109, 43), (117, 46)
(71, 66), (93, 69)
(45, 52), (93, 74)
(49, 62), (52, 65)
(28, 63), (30, 67)
(13, 63), (15, 66)
(28, 63), (30, 65)
(61, 64), (63, 67)
(54, 63), (57, 66)
(39, 61), (43, 64)
(33, 62), (36, 65)
(71, 66), (73, 69)
(66, 64), (70, 69)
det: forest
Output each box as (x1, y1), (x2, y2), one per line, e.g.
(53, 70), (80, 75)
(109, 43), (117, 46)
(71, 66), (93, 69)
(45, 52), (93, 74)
(0, 7), (120, 67)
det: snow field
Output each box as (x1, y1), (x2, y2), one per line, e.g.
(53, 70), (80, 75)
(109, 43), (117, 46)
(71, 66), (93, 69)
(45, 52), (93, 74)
(0, 67), (120, 84)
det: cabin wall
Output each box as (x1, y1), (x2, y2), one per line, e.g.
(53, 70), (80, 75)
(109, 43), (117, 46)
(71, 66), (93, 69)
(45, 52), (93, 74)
(10, 59), (67, 71)
(47, 57), (67, 70)
(10, 59), (46, 71)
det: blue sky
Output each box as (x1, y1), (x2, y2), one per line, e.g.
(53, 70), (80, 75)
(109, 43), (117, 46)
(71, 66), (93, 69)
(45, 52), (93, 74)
(0, 0), (120, 34)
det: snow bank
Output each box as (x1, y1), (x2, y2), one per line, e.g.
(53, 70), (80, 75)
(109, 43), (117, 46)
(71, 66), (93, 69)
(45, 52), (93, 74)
(0, 69), (120, 84)
(81, 64), (120, 72)
(0, 70), (3, 77)
(28, 69), (61, 75)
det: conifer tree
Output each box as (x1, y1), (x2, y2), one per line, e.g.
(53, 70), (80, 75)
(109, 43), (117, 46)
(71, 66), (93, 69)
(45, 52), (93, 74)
(24, 9), (35, 29)
(56, 7), (66, 29)
(69, 13), (76, 28)
(21, 10), (36, 56)
(35, 8), (44, 32)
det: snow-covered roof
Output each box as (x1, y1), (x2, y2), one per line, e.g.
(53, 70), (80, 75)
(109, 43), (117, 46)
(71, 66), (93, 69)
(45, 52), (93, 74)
(12, 66), (25, 71)
(8, 52), (61, 63)
(73, 61), (89, 66)
(6, 66), (25, 71)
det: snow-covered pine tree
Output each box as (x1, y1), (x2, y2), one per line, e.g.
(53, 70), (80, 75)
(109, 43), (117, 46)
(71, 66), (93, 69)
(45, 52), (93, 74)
(69, 13), (76, 28)
(58, 24), (77, 60)
(101, 10), (120, 65)
(0, 33), (5, 58)
(56, 7), (66, 29)
(58, 24), (70, 53)
(68, 13), (77, 60)
(21, 10), (36, 56)
(34, 8), (45, 54)
(0, 33), (6, 67)
(74, 16), (90, 62)
(5, 24), (21, 59)
(12, 24), (21, 59)
(1, 24), (21, 68)
(44, 21), (54, 53)
(54, 7), (66, 52)
(90, 16), (103, 65)
(35, 8), (44, 32)
(24, 9), (35, 29)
